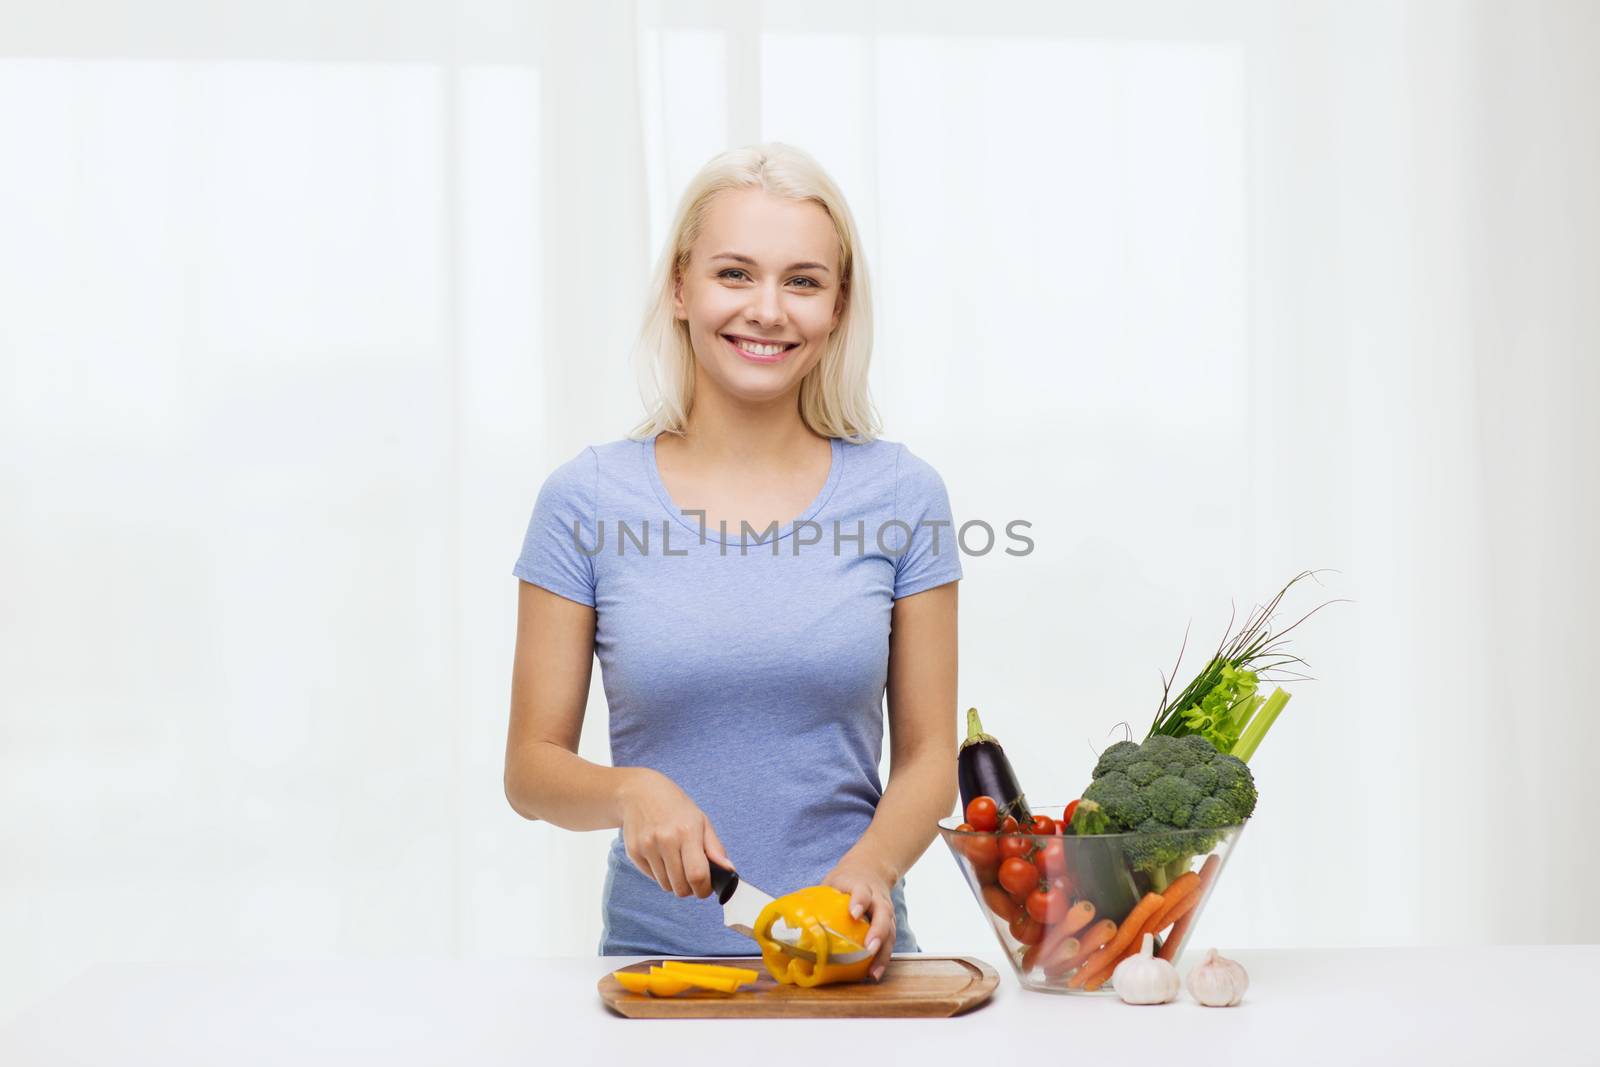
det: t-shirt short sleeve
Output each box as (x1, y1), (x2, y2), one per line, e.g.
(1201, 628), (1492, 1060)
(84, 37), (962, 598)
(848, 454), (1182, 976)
(892, 444), (963, 599)
(513, 446), (600, 607)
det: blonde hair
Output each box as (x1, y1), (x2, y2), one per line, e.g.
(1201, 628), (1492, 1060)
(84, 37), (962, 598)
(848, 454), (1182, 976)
(626, 142), (881, 444)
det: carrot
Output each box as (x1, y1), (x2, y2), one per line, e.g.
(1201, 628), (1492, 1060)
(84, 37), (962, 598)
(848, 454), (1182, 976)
(1144, 872), (1200, 933)
(1165, 887), (1203, 927)
(1043, 917), (1116, 978)
(1067, 892), (1165, 989)
(1156, 898), (1205, 962)
(1042, 918), (1115, 977)
(1086, 884), (1201, 991)
(1084, 943), (1141, 992)
(1057, 899), (1096, 937)
(1157, 853), (1222, 962)
(1026, 936), (1076, 973)
(1156, 908), (1197, 961)
(1023, 899), (1096, 971)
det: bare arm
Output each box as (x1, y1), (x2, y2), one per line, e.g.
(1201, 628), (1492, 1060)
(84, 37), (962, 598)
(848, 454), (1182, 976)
(821, 579), (960, 978)
(844, 579), (961, 884)
(503, 579), (732, 897)
(504, 580), (632, 830)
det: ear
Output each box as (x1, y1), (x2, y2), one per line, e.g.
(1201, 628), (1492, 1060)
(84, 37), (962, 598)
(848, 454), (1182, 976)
(673, 271), (685, 320)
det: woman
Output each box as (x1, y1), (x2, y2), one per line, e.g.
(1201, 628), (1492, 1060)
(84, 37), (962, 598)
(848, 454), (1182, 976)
(504, 143), (960, 983)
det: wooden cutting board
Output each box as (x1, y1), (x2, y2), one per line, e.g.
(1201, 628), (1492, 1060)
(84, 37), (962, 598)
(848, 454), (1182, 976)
(598, 955), (999, 1018)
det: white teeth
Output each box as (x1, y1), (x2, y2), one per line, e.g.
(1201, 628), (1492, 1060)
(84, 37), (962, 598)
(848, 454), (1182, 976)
(727, 337), (792, 356)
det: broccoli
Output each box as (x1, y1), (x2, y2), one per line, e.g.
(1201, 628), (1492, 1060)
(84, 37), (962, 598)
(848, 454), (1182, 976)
(1126, 760), (1165, 787)
(1192, 796), (1238, 831)
(1211, 753), (1258, 819)
(1144, 775), (1203, 826)
(1069, 732), (1257, 891)
(1092, 740), (1142, 778)
(1183, 762), (1219, 794)
(1082, 771), (1151, 829)
(1124, 819), (1196, 878)
(1067, 798), (1113, 835)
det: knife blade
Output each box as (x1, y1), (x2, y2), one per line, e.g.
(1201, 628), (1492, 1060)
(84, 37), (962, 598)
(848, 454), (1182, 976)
(707, 861), (876, 965)
(707, 859), (776, 941)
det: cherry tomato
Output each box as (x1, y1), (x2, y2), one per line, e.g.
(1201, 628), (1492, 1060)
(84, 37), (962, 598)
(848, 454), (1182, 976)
(999, 815), (1020, 835)
(963, 833), (1000, 869)
(1026, 885), (1069, 926)
(998, 833), (1032, 861)
(998, 856), (1038, 898)
(965, 796), (998, 833)
(1009, 913), (1045, 945)
(1061, 800), (1079, 830)
(982, 882), (1023, 923)
(1032, 837), (1067, 882)
(1030, 814), (1056, 836)
(956, 822), (973, 832)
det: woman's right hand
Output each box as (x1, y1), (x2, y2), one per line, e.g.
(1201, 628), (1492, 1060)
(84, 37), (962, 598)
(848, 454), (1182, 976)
(617, 767), (734, 899)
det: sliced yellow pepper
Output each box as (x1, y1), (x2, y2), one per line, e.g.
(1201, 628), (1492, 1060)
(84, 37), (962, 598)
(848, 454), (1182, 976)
(612, 963), (757, 997)
(649, 966), (741, 993)
(659, 960), (760, 985)
(752, 885), (877, 988)
(614, 970), (693, 996)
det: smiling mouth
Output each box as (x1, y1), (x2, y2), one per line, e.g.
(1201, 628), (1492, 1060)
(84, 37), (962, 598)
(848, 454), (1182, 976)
(723, 335), (800, 360)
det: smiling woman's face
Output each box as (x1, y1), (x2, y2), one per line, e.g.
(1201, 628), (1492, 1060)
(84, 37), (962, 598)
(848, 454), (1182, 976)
(673, 186), (844, 406)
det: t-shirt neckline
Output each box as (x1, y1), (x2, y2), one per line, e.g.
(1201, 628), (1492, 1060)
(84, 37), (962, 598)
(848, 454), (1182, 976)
(643, 432), (844, 547)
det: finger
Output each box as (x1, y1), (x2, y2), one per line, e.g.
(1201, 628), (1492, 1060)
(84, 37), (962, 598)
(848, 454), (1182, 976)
(863, 894), (892, 954)
(702, 820), (732, 871)
(626, 840), (662, 890)
(865, 895), (895, 980)
(641, 847), (671, 894)
(663, 841), (692, 897)
(871, 933), (894, 981)
(683, 833), (713, 899)
(847, 885), (870, 922)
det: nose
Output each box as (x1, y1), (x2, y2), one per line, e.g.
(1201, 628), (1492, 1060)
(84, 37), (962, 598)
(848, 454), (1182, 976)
(745, 278), (786, 328)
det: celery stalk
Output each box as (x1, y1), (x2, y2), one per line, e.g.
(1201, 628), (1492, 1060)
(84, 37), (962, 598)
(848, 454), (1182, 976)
(1230, 687), (1291, 763)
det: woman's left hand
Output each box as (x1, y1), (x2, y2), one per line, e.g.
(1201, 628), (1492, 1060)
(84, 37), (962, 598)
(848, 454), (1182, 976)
(821, 855), (897, 982)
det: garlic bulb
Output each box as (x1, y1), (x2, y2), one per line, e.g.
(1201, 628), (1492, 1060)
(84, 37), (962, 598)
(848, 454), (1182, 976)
(1186, 947), (1249, 1007)
(1111, 933), (1180, 1005)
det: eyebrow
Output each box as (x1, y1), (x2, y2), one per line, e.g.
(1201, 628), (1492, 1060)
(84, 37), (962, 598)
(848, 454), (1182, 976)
(710, 252), (832, 275)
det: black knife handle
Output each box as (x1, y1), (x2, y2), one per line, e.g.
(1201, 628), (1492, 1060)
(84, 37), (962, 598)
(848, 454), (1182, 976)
(708, 859), (739, 905)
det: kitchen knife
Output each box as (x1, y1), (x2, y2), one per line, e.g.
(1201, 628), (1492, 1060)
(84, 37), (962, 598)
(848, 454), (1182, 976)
(707, 860), (875, 965)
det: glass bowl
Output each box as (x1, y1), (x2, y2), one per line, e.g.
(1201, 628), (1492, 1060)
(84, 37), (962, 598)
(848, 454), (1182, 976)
(938, 807), (1246, 995)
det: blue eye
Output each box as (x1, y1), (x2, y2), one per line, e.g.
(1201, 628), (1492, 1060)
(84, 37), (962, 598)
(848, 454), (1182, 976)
(718, 268), (820, 288)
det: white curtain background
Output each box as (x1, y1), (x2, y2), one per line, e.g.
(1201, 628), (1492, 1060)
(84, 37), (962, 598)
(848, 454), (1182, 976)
(3, 0), (1596, 1025)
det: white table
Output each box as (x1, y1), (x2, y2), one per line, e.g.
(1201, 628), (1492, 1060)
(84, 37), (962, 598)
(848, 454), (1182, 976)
(2, 947), (1592, 1065)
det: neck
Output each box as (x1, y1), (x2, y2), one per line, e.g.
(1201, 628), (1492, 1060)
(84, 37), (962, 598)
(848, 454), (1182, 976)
(675, 370), (824, 466)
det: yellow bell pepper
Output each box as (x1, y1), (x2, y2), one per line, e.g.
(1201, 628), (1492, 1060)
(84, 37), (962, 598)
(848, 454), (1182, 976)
(613, 961), (759, 997)
(659, 960), (761, 985)
(752, 885), (877, 988)
(614, 970), (692, 996)
(648, 966), (741, 993)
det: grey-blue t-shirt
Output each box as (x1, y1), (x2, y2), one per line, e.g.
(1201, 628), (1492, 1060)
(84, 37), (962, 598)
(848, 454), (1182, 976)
(512, 431), (962, 956)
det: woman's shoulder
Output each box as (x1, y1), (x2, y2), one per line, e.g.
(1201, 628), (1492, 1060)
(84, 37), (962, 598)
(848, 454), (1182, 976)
(839, 435), (949, 487)
(539, 436), (643, 481)
(532, 436), (658, 513)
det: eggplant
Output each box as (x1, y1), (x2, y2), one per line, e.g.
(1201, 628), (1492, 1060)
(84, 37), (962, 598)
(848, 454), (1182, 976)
(956, 707), (1033, 823)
